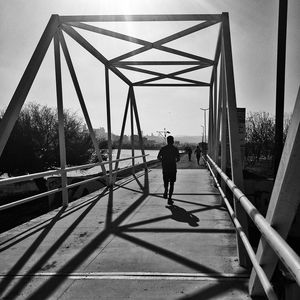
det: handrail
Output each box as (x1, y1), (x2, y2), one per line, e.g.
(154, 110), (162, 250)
(0, 169), (61, 186)
(0, 154), (149, 211)
(206, 155), (300, 287)
(0, 188), (62, 211)
(0, 154), (148, 186)
(205, 158), (278, 300)
(64, 154), (148, 172)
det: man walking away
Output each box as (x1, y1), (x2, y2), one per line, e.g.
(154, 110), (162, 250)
(157, 136), (180, 205)
(194, 145), (202, 165)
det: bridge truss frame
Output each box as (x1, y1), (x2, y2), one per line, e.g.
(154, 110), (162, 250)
(1, 12), (299, 299)
(0, 9), (250, 277)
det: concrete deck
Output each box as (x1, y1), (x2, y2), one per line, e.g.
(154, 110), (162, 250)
(0, 155), (250, 299)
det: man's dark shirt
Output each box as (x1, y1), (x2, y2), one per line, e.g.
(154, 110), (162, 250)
(157, 144), (180, 173)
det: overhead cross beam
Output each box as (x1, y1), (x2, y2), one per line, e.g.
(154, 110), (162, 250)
(59, 14), (222, 23)
(63, 18), (219, 87)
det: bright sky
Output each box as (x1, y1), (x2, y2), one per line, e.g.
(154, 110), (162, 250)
(0, 0), (299, 136)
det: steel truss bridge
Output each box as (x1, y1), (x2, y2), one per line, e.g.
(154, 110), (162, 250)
(0, 13), (300, 300)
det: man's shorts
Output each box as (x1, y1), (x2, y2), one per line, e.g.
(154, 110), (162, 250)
(163, 170), (177, 183)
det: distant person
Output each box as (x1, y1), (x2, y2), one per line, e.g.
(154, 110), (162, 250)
(187, 147), (192, 161)
(194, 145), (202, 165)
(157, 136), (180, 205)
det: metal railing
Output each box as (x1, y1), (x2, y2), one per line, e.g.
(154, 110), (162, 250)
(0, 154), (149, 211)
(205, 155), (300, 300)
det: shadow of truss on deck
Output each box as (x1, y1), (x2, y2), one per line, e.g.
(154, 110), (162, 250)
(0, 175), (247, 300)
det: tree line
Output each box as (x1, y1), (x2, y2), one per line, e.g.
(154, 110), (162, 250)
(0, 103), (93, 176)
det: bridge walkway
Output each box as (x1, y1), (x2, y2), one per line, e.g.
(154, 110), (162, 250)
(0, 154), (250, 299)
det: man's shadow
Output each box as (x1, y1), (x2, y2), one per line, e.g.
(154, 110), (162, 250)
(166, 204), (199, 227)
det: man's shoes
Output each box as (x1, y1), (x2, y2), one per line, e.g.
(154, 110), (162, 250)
(167, 198), (174, 205)
(163, 191), (168, 199)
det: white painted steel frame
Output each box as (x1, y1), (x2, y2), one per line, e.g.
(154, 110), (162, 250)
(208, 13), (249, 267)
(206, 155), (300, 292)
(0, 12), (244, 266)
(54, 32), (68, 206)
(249, 86), (300, 296)
(205, 157), (278, 300)
(57, 29), (107, 176)
(1, 11), (298, 298)
(0, 15), (60, 158)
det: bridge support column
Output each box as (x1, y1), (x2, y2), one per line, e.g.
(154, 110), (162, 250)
(105, 67), (113, 186)
(249, 86), (300, 297)
(222, 12), (250, 268)
(208, 86), (214, 157)
(113, 87), (131, 182)
(130, 87), (149, 193)
(220, 51), (227, 193)
(54, 32), (68, 206)
(213, 67), (218, 162)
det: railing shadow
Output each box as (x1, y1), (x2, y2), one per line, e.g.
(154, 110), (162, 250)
(20, 188), (149, 299)
(0, 174), (141, 252)
(0, 192), (107, 252)
(0, 187), (109, 298)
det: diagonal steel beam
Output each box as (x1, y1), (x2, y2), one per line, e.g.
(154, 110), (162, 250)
(155, 45), (214, 64)
(153, 20), (220, 45)
(118, 64), (208, 78)
(116, 64), (210, 85)
(0, 15), (60, 158)
(109, 20), (218, 64)
(66, 22), (151, 47)
(61, 24), (132, 85)
(134, 74), (209, 86)
(58, 30), (107, 176)
(131, 65), (211, 85)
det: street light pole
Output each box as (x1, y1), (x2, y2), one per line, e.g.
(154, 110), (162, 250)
(200, 108), (209, 143)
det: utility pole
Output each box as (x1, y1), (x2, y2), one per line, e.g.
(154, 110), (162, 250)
(274, 0), (288, 177)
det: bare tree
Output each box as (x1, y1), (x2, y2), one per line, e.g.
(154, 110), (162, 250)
(245, 111), (291, 166)
(245, 112), (275, 163)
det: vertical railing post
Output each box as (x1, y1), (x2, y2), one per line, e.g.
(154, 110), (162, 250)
(220, 52), (227, 192)
(130, 88), (135, 174)
(216, 56), (224, 167)
(54, 32), (68, 206)
(105, 67), (113, 186)
(0, 15), (60, 158)
(208, 86), (214, 156)
(114, 86), (131, 177)
(213, 67), (218, 162)
(130, 86), (149, 192)
(222, 12), (250, 267)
